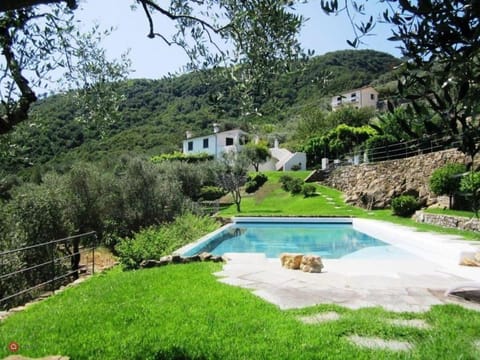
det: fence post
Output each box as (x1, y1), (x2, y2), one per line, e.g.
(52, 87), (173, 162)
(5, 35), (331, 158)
(92, 232), (97, 275)
(51, 241), (55, 292)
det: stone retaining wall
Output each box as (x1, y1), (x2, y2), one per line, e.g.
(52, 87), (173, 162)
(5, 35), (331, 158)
(321, 149), (467, 209)
(413, 211), (480, 231)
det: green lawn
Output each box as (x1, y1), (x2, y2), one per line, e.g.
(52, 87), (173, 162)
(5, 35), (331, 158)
(220, 171), (480, 241)
(1, 263), (480, 359)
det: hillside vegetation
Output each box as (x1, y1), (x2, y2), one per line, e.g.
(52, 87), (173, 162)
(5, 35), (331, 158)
(0, 50), (399, 176)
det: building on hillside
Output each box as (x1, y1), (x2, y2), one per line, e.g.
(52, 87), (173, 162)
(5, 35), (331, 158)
(183, 125), (307, 171)
(182, 124), (248, 159)
(331, 86), (379, 111)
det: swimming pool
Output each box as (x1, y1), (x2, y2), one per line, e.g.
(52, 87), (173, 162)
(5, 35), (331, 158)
(180, 217), (413, 259)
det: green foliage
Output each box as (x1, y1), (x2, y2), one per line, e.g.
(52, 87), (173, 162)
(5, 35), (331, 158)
(326, 106), (375, 128)
(302, 183), (316, 198)
(199, 186), (225, 201)
(429, 163), (467, 208)
(215, 152), (250, 212)
(118, 157), (187, 232)
(302, 124), (376, 167)
(279, 174), (303, 195)
(116, 213), (218, 270)
(151, 151), (213, 163)
(364, 134), (398, 161)
(244, 181), (259, 194)
(244, 172), (268, 194)
(460, 171), (480, 217)
(157, 160), (216, 201)
(242, 143), (270, 171)
(391, 195), (420, 217)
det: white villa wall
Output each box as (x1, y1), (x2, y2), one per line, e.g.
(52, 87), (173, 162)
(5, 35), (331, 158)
(284, 153), (307, 171)
(183, 134), (217, 156)
(182, 129), (247, 158)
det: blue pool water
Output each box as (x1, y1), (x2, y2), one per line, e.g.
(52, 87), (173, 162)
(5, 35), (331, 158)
(182, 221), (412, 259)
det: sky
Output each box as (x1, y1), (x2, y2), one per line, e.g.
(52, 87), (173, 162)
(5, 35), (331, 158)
(75, 0), (402, 80)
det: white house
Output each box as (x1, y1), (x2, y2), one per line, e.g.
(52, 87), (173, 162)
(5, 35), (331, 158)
(182, 125), (248, 159)
(183, 125), (307, 171)
(331, 86), (378, 111)
(259, 139), (307, 171)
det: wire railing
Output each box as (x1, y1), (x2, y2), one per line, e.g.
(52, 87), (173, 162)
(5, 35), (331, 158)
(0, 231), (97, 310)
(330, 134), (472, 167)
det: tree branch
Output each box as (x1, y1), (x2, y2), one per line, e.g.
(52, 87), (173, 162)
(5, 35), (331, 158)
(137, 0), (231, 36)
(0, 0), (77, 12)
(0, 19), (37, 134)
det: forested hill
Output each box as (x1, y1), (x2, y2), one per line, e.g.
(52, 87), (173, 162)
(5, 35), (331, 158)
(1, 49), (399, 175)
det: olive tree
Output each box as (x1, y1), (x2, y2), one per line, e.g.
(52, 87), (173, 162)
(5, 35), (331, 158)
(215, 151), (250, 212)
(243, 143), (270, 172)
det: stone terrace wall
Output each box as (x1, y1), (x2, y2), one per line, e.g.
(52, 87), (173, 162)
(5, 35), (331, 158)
(322, 149), (467, 209)
(413, 211), (480, 231)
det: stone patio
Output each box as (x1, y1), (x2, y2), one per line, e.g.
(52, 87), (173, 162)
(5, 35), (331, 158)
(214, 220), (480, 312)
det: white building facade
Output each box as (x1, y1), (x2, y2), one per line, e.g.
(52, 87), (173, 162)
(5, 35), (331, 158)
(182, 128), (248, 159)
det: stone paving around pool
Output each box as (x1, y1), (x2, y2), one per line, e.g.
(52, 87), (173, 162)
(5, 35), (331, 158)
(214, 220), (480, 313)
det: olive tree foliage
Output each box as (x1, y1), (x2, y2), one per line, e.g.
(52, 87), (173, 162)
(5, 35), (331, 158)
(243, 142), (270, 172)
(215, 151), (250, 212)
(0, 0), (306, 134)
(0, 3), (131, 136)
(321, 0), (480, 162)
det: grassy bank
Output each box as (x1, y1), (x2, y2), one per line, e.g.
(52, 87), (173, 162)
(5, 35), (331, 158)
(1, 263), (480, 359)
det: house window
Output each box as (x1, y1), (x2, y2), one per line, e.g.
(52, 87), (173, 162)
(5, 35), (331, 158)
(370, 93), (375, 100)
(351, 93), (356, 97)
(225, 137), (234, 146)
(188, 141), (193, 151)
(203, 138), (209, 148)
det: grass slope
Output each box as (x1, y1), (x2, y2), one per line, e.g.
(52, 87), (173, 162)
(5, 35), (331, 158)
(220, 171), (480, 241)
(1, 263), (480, 359)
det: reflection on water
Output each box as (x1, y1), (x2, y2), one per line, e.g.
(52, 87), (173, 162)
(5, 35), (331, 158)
(184, 223), (407, 259)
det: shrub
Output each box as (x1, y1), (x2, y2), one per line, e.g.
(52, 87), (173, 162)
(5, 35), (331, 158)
(460, 171), (480, 217)
(244, 173), (268, 194)
(391, 195), (420, 217)
(290, 164), (301, 171)
(249, 173), (268, 187)
(116, 213), (218, 270)
(280, 175), (294, 191)
(302, 183), (316, 197)
(279, 175), (303, 195)
(151, 152), (213, 163)
(429, 163), (467, 208)
(199, 186), (225, 200)
(244, 181), (259, 194)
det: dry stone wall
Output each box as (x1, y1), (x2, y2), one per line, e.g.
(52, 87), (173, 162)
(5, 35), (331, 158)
(413, 211), (480, 231)
(322, 149), (467, 209)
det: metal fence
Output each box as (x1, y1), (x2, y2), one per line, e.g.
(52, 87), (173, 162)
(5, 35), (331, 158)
(0, 231), (97, 310)
(335, 134), (471, 167)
